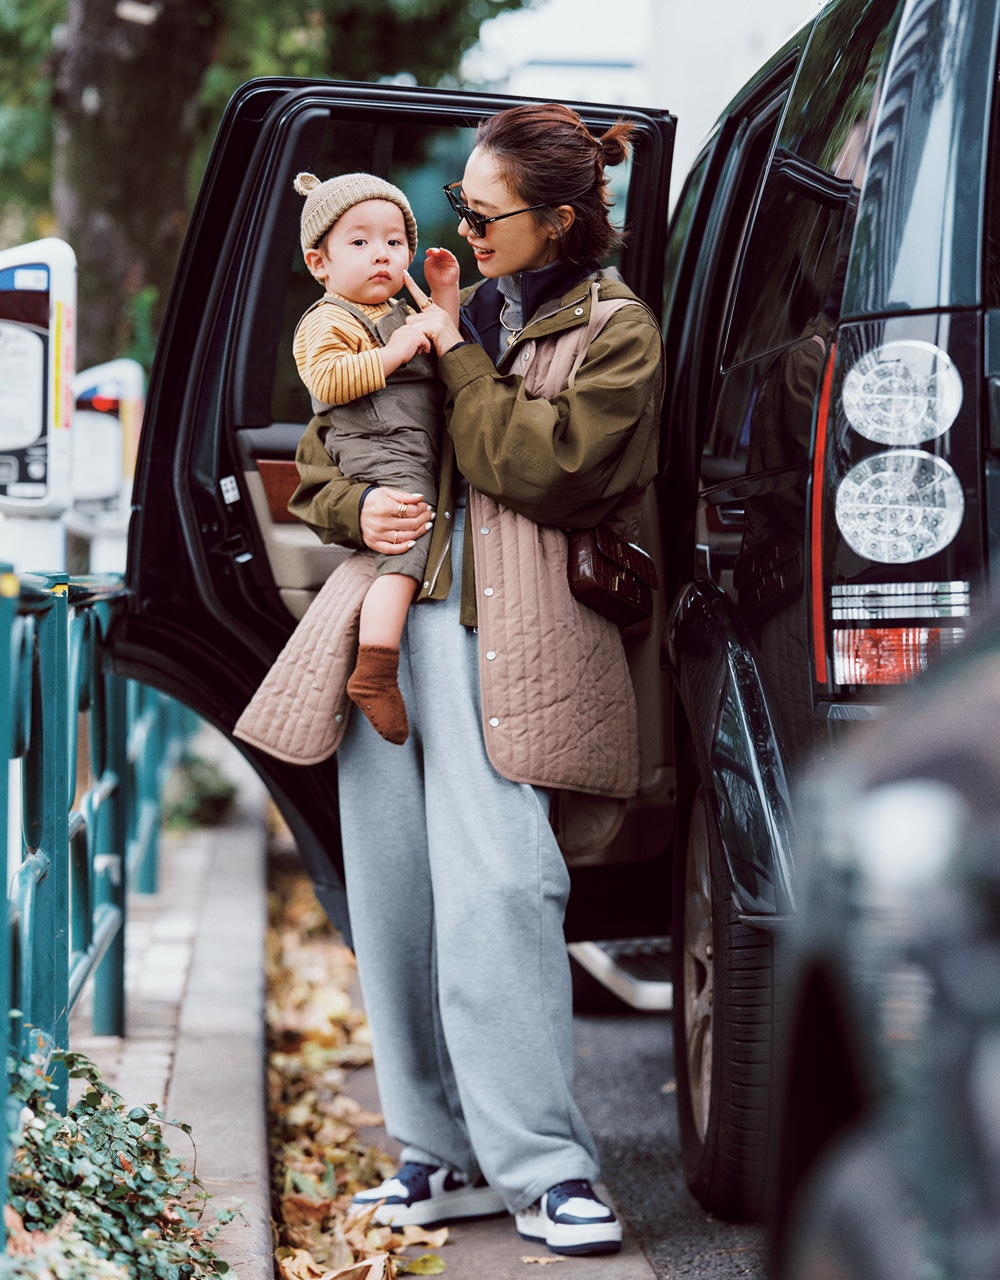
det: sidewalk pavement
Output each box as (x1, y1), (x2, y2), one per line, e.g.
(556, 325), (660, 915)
(70, 729), (659, 1280)
(70, 728), (273, 1278)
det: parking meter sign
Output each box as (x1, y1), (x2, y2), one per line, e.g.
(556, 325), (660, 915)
(0, 239), (76, 515)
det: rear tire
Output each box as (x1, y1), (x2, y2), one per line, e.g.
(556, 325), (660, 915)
(671, 755), (778, 1220)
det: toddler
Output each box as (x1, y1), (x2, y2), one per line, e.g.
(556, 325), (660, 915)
(292, 171), (457, 745)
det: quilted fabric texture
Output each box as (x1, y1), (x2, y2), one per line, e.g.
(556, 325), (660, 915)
(233, 552), (375, 764)
(471, 488), (639, 798)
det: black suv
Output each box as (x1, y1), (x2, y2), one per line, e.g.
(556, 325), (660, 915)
(109, 0), (1000, 1223)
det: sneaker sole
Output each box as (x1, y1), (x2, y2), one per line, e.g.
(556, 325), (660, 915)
(515, 1220), (623, 1255)
(548, 1238), (623, 1256)
(368, 1186), (507, 1227)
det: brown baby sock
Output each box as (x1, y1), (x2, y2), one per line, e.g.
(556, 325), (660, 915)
(347, 644), (409, 745)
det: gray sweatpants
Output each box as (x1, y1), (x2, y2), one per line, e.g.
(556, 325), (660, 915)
(336, 509), (600, 1214)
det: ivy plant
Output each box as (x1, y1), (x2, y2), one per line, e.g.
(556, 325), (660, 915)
(1, 1047), (237, 1278)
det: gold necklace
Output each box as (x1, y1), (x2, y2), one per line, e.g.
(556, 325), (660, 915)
(499, 300), (522, 347)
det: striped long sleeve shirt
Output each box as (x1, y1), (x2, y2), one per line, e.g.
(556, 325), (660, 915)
(293, 294), (393, 406)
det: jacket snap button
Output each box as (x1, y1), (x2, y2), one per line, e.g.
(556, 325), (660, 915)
(574, 307), (584, 315)
(444, 511), (451, 518)
(488, 717), (500, 727)
(486, 650), (497, 660)
(423, 580), (430, 589)
(480, 526), (490, 535)
(335, 713), (343, 723)
(483, 587), (494, 596)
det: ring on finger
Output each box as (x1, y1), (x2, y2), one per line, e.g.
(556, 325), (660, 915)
(393, 530), (398, 545)
(420, 298), (433, 310)
(397, 503), (407, 519)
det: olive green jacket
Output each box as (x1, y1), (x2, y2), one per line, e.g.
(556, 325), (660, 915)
(287, 271), (662, 627)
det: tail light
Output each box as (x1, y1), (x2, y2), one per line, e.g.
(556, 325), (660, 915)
(841, 340), (963, 445)
(834, 450), (964, 564)
(810, 320), (978, 691)
(832, 623), (966, 686)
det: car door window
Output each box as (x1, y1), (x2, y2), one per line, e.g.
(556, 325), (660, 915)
(693, 93), (788, 479)
(722, 0), (894, 372)
(707, 0), (896, 626)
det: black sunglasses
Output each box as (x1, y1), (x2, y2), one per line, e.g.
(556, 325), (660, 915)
(443, 181), (549, 238)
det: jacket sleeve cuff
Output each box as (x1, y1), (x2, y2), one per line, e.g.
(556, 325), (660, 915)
(439, 342), (497, 394)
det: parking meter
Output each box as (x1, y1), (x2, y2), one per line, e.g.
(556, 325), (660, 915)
(0, 238), (76, 518)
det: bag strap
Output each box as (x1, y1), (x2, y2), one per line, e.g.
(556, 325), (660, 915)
(565, 283), (636, 387)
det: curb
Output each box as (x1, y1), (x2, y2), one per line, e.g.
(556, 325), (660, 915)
(164, 795), (273, 1278)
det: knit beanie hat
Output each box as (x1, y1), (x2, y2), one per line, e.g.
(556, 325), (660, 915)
(294, 172), (418, 257)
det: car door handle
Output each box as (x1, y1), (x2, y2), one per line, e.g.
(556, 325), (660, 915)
(211, 530), (253, 563)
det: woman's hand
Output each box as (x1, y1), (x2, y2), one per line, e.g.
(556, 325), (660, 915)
(360, 486), (434, 556)
(380, 322), (431, 377)
(404, 273), (464, 356)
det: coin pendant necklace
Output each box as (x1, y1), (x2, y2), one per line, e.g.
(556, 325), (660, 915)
(499, 300), (521, 347)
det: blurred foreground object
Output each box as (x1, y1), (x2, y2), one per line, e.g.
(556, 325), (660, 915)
(771, 606), (1000, 1279)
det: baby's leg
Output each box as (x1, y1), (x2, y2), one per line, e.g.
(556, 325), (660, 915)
(348, 574), (419, 745)
(359, 572), (419, 648)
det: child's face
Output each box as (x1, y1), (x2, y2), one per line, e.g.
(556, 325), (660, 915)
(305, 200), (412, 305)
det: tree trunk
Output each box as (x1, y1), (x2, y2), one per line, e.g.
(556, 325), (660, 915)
(53, 0), (223, 369)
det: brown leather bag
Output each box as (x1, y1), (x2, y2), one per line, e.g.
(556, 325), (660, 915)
(568, 524), (658, 628)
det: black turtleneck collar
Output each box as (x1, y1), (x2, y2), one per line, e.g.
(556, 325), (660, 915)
(461, 258), (602, 368)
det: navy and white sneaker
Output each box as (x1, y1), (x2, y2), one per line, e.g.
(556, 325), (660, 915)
(351, 1161), (506, 1227)
(515, 1179), (623, 1255)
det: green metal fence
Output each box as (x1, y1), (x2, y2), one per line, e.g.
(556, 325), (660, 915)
(1, 564), (197, 1126)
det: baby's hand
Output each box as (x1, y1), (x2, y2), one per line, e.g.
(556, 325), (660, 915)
(423, 247), (461, 294)
(424, 250), (461, 328)
(381, 322), (431, 376)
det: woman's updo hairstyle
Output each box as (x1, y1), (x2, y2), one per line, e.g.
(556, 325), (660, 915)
(474, 103), (634, 264)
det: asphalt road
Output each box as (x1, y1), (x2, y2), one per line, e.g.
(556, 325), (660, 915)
(573, 1004), (772, 1279)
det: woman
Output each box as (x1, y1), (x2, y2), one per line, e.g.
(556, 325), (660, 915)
(289, 102), (662, 1257)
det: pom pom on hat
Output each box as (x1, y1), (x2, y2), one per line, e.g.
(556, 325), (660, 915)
(294, 171), (418, 257)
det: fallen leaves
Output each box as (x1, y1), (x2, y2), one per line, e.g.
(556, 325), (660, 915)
(520, 1258), (567, 1266)
(267, 856), (446, 1279)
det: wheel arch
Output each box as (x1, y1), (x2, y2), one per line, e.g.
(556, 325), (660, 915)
(668, 579), (795, 918)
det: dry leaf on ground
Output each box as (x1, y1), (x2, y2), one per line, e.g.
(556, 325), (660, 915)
(398, 1224), (449, 1249)
(521, 1256), (568, 1265)
(267, 864), (408, 1275)
(325, 1254), (396, 1279)
(276, 1245), (331, 1279)
(396, 1254), (446, 1274)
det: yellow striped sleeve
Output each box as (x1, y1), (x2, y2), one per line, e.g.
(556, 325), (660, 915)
(293, 303), (388, 406)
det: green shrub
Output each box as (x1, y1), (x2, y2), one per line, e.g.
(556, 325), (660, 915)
(2, 1048), (237, 1278)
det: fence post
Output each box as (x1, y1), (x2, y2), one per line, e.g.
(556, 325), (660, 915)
(0, 568), (19, 1204)
(91, 661), (129, 1036)
(19, 576), (70, 1106)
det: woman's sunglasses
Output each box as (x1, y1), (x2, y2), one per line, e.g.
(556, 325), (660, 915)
(443, 181), (549, 238)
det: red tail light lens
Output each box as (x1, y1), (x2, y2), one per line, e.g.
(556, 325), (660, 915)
(832, 625), (966, 685)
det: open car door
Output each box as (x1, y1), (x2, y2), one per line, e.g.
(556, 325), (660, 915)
(109, 77), (675, 936)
